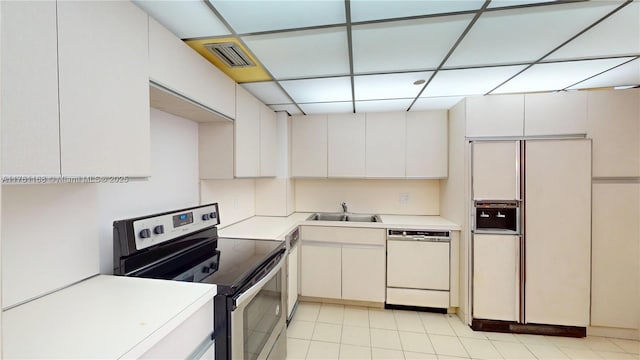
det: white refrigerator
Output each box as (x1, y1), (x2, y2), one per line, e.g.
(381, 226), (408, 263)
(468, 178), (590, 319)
(471, 139), (591, 330)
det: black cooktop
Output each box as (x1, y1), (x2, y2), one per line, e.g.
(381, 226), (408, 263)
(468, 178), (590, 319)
(202, 237), (285, 295)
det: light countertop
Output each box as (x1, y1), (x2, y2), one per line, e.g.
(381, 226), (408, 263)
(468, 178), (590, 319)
(218, 212), (460, 240)
(2, 275), (216, 359)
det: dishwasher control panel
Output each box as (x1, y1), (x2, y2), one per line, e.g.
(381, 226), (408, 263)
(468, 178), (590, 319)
(387, 229), (450, 241)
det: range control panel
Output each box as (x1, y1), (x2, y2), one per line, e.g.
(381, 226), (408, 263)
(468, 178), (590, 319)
(132, 203), (219, 251)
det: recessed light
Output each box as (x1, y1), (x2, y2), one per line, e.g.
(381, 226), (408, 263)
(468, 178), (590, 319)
(413, 79), (426, 85)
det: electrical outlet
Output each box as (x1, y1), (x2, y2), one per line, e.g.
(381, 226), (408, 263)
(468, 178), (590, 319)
(399, 192), (410, 204)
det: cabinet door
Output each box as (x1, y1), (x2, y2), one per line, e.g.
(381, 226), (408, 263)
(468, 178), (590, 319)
(366, 112), (406, 178)
(57, 1), (150, 176)
(300, 242), (341, 299)
(199, 122), (234, 179)
(291, 115), (328, 178)
(466, 95), (524, 137)
(524, 92), (587, 136)
(472, 141), (519, 200)
(473, 234), (519, 322)
(342, 246), (385, 302)
(525, 139), (591, 327)
(591, 183), (639, 329)
(148, 18), (235, 119)
(328, 114), (366, 177)
(1, 1), (60, 176)
(587, 89), (639, 177)
(235, 86), (260, 177)
(406, 111), (448, 178)
(260, 104), (278, 177)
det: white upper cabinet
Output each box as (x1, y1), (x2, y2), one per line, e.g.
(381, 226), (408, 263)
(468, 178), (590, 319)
(524, 91), (587, 136)
(406, 111), (448, 178)
(366, 112), (406, 178)
(328, 114), (366, 178)
(466, 94), (524, 137)
(291, 115), (328, 178)
(587, 89), (639, 177)
(148, 18), (235, 119)
(57, 1), (150, 177)
(234, 86), (261, 177)
(259, 104), (278, 177)
(1, 1), (60, 176)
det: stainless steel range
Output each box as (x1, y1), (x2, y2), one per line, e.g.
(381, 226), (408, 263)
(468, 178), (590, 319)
(113, 203), (287, 359)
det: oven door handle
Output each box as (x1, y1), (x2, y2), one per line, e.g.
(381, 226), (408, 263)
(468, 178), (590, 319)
(234, 257), (284, 309)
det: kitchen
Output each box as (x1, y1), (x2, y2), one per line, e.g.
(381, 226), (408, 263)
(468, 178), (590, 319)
(1, 0), (639, 359)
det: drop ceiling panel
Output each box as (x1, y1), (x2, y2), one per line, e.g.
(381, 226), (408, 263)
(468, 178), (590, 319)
(352, 15), (474, 73)
(411, 96), (465, 110)
(299, 102), (353, 114)
(133, 0), (230, 38)
(494, 58), (635, 94)
(547, 2), (640, 61)
(241, 82), (291, 105)
(354, 72), (434, 100)
(209, 0), (345, 34)
(280, 77), (352, 103)
(422, 65), (527, 97)
(350, 0), (483, 23)
(488, 1), (556, 9)
(269, 104), (303, 115)
(568, 59), (640, 90)
(446, 1), (621, 67)
(355, 98), (413, 113)
(243, 28), (350, 79)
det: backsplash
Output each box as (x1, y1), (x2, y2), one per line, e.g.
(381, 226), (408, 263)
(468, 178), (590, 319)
(200, 179), (256, 227)
(295, 179), (440, 215)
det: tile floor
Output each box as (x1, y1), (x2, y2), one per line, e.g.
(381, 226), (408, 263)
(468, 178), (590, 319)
(286, 302), (640, 360)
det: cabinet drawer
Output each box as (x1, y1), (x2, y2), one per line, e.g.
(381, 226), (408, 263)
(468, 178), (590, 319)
(301, 226), (385, 246)
(386, 288), (449, 308)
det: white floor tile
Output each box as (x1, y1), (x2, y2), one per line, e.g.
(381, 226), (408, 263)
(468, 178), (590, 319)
(288, 320), (316, 340)
(525, 344), (569, 359)
(340, 344), (372, 360)
(547, 336), (589, 350)
(429, 334), (469, 358)
(448, 321), (487, 340)
(595, 350), (638, 359)
(399, 331), (435, 354)
(312, 322), (342, 343)
(306, 341), (341, 360)
(295, 302), (321, 322)
(344, 306), (370, 327)
(584, 337), (626, 353)
(394, 310), (426, 333)
(342, 325), (372, 347)
(485, 332), (519, 343)
(514, 333), (552, 345)
(286, 338), (310, 360)
(459, 337), (503, 359)
(610, 339), (640, 354)
(403, 351), (438, 359)
(492, 340), (536, 359)
(421, 316), (456, 336)
(559, 347), (601, 359)
(317, 303), (345, 324)
(372, 347), (406, 360)
(370, 309), (398, 330)
(371, 328), (403, 350)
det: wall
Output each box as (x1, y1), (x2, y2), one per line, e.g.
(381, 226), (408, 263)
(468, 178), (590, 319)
(200, 179), (255, 227)
(295, 179), (439, 215)
(439, 99), (470, 322)
(97, 108), (200, 273)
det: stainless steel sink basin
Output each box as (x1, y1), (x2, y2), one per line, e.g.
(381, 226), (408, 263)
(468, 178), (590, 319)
(307, 212), (381, 223)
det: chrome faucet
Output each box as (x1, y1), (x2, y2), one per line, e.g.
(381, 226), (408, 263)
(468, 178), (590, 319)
(341, 202), (348, 213)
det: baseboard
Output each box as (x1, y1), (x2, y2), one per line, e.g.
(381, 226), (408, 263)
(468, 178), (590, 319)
(472, 319), (586, 338)
(588, 326), (639, 340)
(298, 296), (384, 309)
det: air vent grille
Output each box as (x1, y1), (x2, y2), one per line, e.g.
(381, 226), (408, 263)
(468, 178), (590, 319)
(204, 42), (255, 68)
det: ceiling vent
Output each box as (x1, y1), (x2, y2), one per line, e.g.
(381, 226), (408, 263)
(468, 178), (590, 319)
(204, 42), (255, 68)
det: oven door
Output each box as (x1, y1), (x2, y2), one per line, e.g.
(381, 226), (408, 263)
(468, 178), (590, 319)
(231, 258), (286, 360)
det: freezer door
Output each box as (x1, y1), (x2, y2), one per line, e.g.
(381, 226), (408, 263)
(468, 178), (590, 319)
(472, 141), (520, 200)
(472, 234), (519, 322)
(525, 139), (591, 327)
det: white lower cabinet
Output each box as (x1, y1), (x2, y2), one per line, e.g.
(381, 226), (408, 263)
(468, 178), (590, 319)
(300, 226), (385, 302)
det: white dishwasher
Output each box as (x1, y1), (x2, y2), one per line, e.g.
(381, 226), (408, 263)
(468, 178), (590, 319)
(386, 229), (451, 310)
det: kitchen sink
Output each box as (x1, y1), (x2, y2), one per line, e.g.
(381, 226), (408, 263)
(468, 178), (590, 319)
(307, 212), (382, 223)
